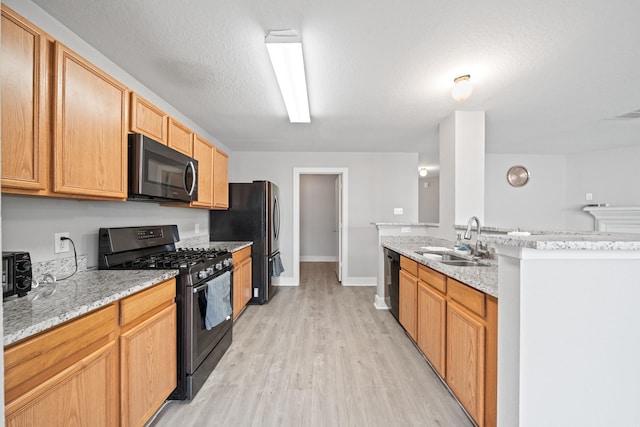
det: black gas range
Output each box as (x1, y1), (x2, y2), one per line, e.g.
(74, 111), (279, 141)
(98, 225), (233, 400)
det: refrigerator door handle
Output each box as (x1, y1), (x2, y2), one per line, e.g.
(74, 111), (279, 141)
(273, 194), (280, 241)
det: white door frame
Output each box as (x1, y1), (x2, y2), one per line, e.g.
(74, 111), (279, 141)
(293, 168), (348, 286)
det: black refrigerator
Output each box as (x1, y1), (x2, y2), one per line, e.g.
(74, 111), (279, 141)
(209, 181), (282, 304)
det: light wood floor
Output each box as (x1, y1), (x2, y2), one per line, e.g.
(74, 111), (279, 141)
(149, 262), (474, 427)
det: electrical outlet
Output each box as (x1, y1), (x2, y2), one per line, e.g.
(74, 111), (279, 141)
(195, 223), (200, 234)
(401, 227), (411, 233)
(54, 232), (70, 253)
(586, 193), (593, 201)
(394, 208), (403, 215)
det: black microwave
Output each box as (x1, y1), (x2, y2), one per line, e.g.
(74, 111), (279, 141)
(128, 133), (198, 203)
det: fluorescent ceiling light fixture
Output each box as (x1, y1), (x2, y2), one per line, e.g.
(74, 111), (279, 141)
(265, 30), (310, 123)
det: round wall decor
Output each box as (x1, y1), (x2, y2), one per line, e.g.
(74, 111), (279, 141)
(506, 165), (530, 187)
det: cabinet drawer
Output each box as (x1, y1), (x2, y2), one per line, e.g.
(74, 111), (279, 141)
(447, 278), (485, 318)
(232, 246), (251, 263)
(4, 304), (118, 404)
(120, 278), (176, 327)
(418, 264), (446, 294)
(400, 256), (418, 277)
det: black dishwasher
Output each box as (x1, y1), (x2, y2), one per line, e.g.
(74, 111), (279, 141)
(384, 248), (400, 321)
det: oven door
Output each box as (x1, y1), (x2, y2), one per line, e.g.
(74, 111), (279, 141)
(185, 270), (233, 374)
(128, 133), (197, 202)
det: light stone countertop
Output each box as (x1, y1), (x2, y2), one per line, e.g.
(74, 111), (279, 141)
(207, 241), (253, 252)
(3, 269), (179, 347)
(480, 232), (640, 250)
(381, 236), (498, 298)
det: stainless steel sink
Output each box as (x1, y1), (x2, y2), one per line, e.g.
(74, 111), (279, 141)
(415, 250), (490, 267)
(439, 260), (490, 267)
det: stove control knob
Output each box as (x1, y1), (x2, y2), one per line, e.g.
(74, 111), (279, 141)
(223, 259), (232, 267)
(215, 262), (223, 271)
(206, 267), (214, 275)
(198, 271), (207, 280)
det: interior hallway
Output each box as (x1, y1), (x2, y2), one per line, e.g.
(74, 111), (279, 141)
(150, 262), (473, 426)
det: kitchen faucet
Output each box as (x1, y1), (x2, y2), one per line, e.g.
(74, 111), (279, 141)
(464, 216), (489, 257)
(464, 216), (481, 240)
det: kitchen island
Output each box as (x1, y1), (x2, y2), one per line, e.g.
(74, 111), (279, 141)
(482, 231), (640, 427)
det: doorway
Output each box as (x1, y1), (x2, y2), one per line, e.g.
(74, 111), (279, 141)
(293, 168), (348, 287)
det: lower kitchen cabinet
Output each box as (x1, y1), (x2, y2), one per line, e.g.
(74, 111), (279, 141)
(232, 246), (252, 319)
(5, 341), (119, 427)
(410, 264), (498, 427)
(399, 256), (419, 341)
(417, 280), (446, 377)
(447, 300), (486, 425)
(3, 278), (177, 427)
(4, 304), (119, 426)
(119, 279), (177, 427)
(399, 269), (418, 340)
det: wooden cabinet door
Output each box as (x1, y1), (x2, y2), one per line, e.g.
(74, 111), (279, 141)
(192, 135), (214, 208)
(213, 148), (229, 209)
(130, 92), (167, 143)
(5, 342), (118, 427)
(446, 302), (485, 427)
(53, 42), (127, 199)
(232, 247), (252, 319)
(120, 304), (177, 427)
(399, 269), (418, 341)
(417, 281), (446, 377)
(1, 6), (48, 191)
(241, 256), (252, 307)
(232, 259), (243, 320)
(167, 118), (193, 156)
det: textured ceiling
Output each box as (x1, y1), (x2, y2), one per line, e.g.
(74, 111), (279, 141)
(30, 0), (640, 167)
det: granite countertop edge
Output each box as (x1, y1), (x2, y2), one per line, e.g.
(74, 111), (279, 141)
(481, 234), (640, 250)
(382, 241), (498, 298)
(207, 241), (253, 252)
(3, 269), (179, 347)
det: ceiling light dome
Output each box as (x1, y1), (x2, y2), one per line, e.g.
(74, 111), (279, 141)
(451, 74), (472, 101)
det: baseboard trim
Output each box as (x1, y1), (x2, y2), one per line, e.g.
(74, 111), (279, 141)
(272, 276), (298, 286)
(374, 294), (390, 310)
(342, 276), (376, 287)
(300, 256), (338, 262)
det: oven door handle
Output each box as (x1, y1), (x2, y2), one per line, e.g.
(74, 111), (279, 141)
(192, 272), (231, 293)
(193, 282), (209, 294)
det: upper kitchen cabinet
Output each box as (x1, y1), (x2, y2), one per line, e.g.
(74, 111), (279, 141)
(53, 42), (128, 200)
(168, 118), (194, 156)
(213, 148), (229, 209)
(130, 92), (168, 144)
(192, 134), (214, 208)
(1, 6), (49, 193)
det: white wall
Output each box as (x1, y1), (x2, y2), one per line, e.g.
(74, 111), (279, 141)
(230, 152), (419, 282)
(1, 196), (209, 268)
(300, 174), (337, 261)
(435, 111), (485, 240)
(418, 176), (439, 223)
(485, 154), (567, 230)
(565, 145), (640, 231)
